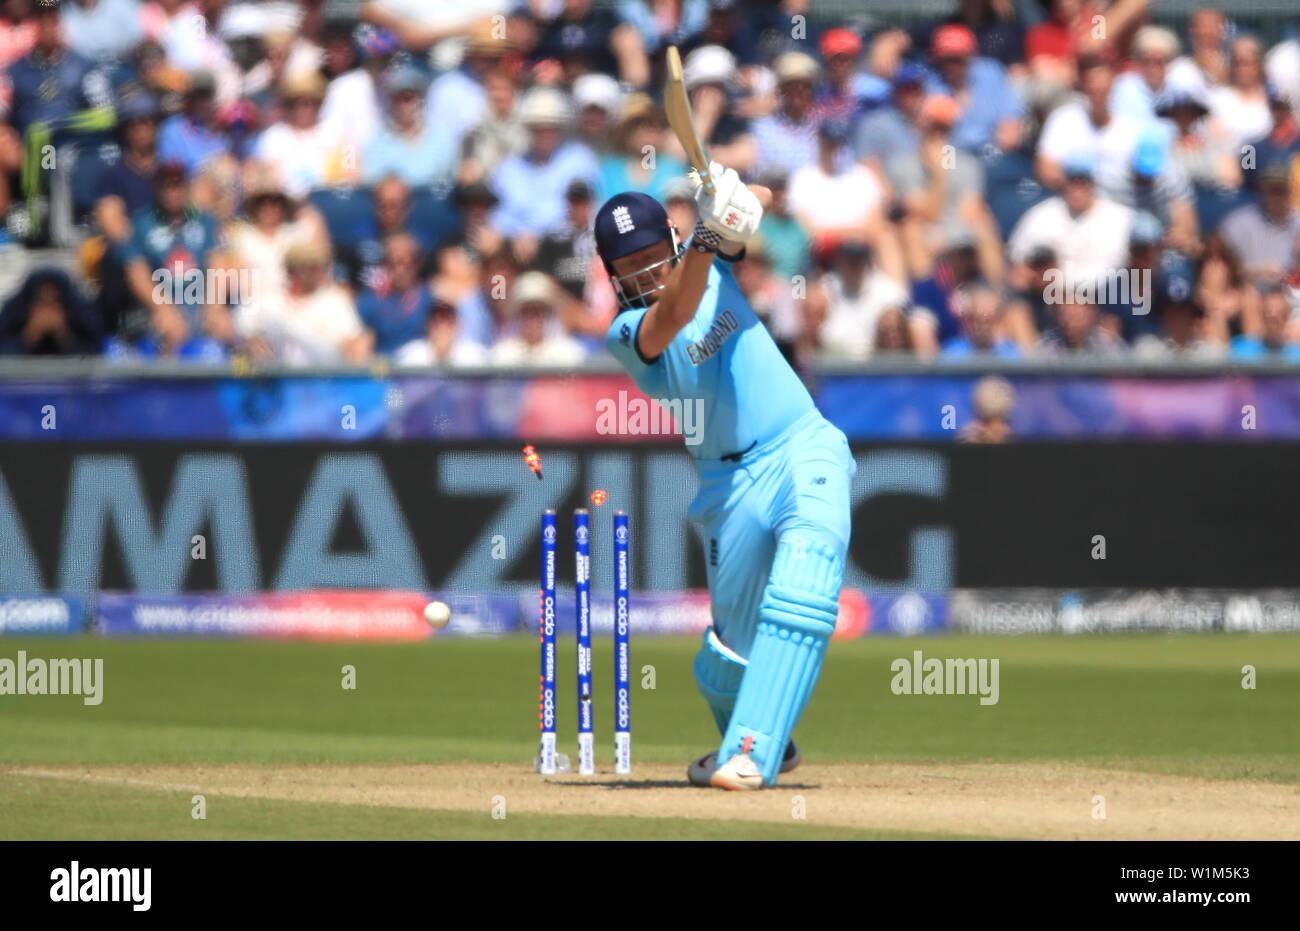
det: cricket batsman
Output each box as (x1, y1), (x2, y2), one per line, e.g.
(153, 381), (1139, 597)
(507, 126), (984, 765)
(595, 165), (856, 790)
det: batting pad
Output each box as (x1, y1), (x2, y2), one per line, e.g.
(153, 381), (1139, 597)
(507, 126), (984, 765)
(694, 626), (748, 735)
(718, 535), (841, 786)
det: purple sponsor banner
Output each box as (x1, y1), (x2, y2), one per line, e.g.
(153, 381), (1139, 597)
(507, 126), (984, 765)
(0, 595), (87, 635)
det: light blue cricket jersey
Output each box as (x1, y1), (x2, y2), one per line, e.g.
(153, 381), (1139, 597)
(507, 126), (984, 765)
(605, 258), (815, 461)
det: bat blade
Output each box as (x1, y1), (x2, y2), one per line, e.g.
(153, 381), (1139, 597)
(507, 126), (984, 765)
(664, 45), (715, 195)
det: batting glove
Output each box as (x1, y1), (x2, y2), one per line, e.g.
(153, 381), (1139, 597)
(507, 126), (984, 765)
(693, 162), (763, 244)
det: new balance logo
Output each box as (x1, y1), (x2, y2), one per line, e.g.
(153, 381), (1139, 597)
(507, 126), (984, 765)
(612, 206), (635, 234)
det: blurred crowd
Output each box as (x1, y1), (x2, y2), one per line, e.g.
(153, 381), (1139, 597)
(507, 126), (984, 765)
(1, 0), (1299, 364)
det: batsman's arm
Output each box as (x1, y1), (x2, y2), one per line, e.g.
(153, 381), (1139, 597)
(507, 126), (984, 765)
(636, 183), (772, 359)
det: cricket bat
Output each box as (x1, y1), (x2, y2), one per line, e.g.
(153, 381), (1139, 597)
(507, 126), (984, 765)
(664, 45), (716, 196)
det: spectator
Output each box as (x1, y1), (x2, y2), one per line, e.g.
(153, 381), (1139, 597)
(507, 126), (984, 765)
(425, 22), (503, 154)
(0, 0), (37, 69)
(462, 66), (529, 182)
(254, 69), (353, 200)
(1012, 154), (1134, 286)
(1106, 125), (1199, 255)
(61, 0), (145, 64)
(121, 160), (233, 357)
(571, 71), (621, 158)
(226, 162), (327, 307)
(751, 51), (821, 178)
(1035, 297), (1127, 356)
(942, 281), (1022, 357)
(156, 70), (230, 176)
(7, 3), (111, 134)
(1025, 0), (1091, 93)
(318, 20), (390, 154)
(1132, 253), (1224, 360)
(892, 94), (1003, 285)
(1208, 36), (1272, 148)
(338, 175), (436, 293)
(0, 268), (102, 354)
(809, 239), (914, 362)
(95, 91), (163, 231)
(598, 93), (686, 205)
(434, 239), (500, 349)
(357, 233), (438, 356)
(489, 271), (585, 366)
(1168, 7), (1228, 92)
(1099, 210), (1162, 342)
(1265, 16), (1300, 118)
(960, 375), (1015, 442)
(237, 238), (371, 365)
(364, 64), (456, 187)
(855, 63), (926, 184)
(392, 297), (489, 368)
(533, 0), (626, 84)
(615, 0), (708, 58)
(1110, 25), (1179, 124)
(874, 306), (915, 353)
(1157, 77), (1240, 191)
(1037, 55), (1140, 192)
(1231, 285), (1300, 360)
(756, 169), (810, 282)
(1246, 87), (1300, 199)
(787, 117), (890, 262)
(490, 86), (599, 239)
(924, 23), (1022, 152)
(1217, 160), (1300, 285)
(813, 27), (865, 126)
(533, 180), (606, 341)
(678, 44), (755, 176)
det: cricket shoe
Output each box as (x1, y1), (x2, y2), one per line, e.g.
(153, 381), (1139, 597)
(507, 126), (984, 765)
(687, 741), (800, 787)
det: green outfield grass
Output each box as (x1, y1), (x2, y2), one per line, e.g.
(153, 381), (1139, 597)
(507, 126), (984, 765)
(1, 634), (1297, 838)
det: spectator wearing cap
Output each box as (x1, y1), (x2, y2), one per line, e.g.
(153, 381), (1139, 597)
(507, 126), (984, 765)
(1110, 25), (1179, 125)
(156, 70), (231, 176)
(227, 161), (327, 307)
(532, 180), (601, 320)
(95, 91), (163, 230)
(451, 179), (505, 263)
(1208, 35), (1272, 149)
(1167, 7), (1228, 94)
(788, 116), (900, 276)
(808, 239), (916, 362)
(598, 93), (686, 208)
(318, 22), (394, 154)
(356, 232), (440, 357)
(1158, 76), (1240, 192)
(1246, 86), (1300, 201)
(752, 51), (823, 178)
(489, 270), (586, 366)
(924, 22), (1023, 152)
(913, 0), (1025, 72)
(571, 72), (622, 158)
(855, 63), (926, 183)
(120, 159), (233, 358)
(892, 93), (1004, 285)
(426, 21), (507, 155)
(1132, 252), (1224, 360)
(813, 27), (865, 126)
(1098, 210), (1162, 343)
(490, 86), (599, 239)
(756, 169), (810, 282)
(1036, 56), (1140, 192)
(364, 65), (456, 188)
(1217, 160), (1300, 286)
(0, 267), (102, 355)
(391, 296), (488, 368)
(675, 44), (755, 176)
(615, 0), (708, 58)
(6, 4), (112, 135)
(1104, 125), (1199, 256)
(1009, 153), (1134, 292)
(1231, 285), (1300, 360)
(254, 70), (353, 200)
(61, 0), (145, 63)
(237, 237), (371, 365)
(941, 282), (1021, 358)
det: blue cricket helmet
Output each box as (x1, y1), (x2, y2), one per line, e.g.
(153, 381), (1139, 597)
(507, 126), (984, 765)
(594, 192), (683, 309)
